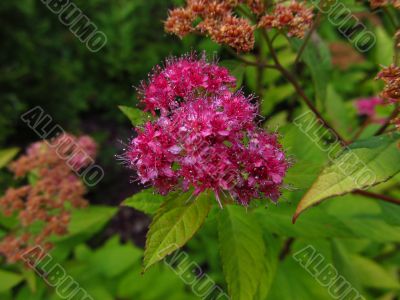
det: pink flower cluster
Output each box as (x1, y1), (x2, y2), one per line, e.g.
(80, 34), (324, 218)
(126, 55), (289, 206)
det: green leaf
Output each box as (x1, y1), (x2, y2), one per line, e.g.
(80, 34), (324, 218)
(255, 201), (355, 239)
(121, 188), (164, 214)
(118, 105), (151, 126)
(351, 255), (400, 289)
(261, 84), (295, 115)
(220, 60), (245, 90)
(143, 190), (212, 271)
(90, 236), (142, 278)
(0, 270), (23, 293)
(331, 240), (362, 293)
(294, 133), (400, 221)
(267, 257), (333, 300)
(68, 206), (117, 235)
(20, 268), (36, 292)
(117, 263), (195, 300)
(374, 26), (394, 66)
(217, 205), (268, 300)
(325, 85), (356, 140)
(324, 194), (400, 242)
(291, 35), (332, 109)
(254, 232), (280, 300)
(0, 147), (19, 169)
(54, 206), (117, 240)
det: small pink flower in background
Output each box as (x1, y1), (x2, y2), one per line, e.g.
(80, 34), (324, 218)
(355, 97), (383, 117)
(125, 54), (290, 206)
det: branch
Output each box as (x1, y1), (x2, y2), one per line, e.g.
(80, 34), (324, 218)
(279, 237), (295, 260)
(375, 104), (400, 135)
(225, 47), (277, 69)
(294, 11), (323, 65)
(261, 29), (347, 145)
(350, 117), (371, 143)
(353, 190), (400, 206)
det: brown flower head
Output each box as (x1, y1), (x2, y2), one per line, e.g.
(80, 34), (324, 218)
(258, 1), (314, 38)
(370, 0), (400, 8)
(164, 0), (258, 52)
(0, 134), (96, 263)
(198, 15), (255, 52)
(376, 65), (400, 102)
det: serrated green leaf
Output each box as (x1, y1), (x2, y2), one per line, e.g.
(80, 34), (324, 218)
(119, 105), (151, 126)
(294, 133), (400, 221)
(121, 188), (164, 214)
(217, 205), (268, 300)
(143, 190), (212, 271)
(0, 148), (19, 169)
(0, 270), (23, 293)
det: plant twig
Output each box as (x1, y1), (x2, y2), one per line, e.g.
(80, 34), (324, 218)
(225, 47), (277, 68)
(261, 29), (347, 145)
(351, 117), (371, 143)
(279, 237), (295, 260)
(375, 104), (400, 135)
(353, 190), (400, 206)
(294, 11), (323, 65)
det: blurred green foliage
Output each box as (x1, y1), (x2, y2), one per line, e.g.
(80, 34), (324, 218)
(0, 0), (190, 144)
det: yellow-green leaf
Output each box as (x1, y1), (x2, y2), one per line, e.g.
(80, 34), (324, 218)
(143, 191), (212, 271)
(294, 133), (400, 222)
(0, 148), (19, 169)
(118, 105), (151, 126)
(0, 270), (23, 293)
(218, 205), (268, 300)
(121, 188), (163, 215)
